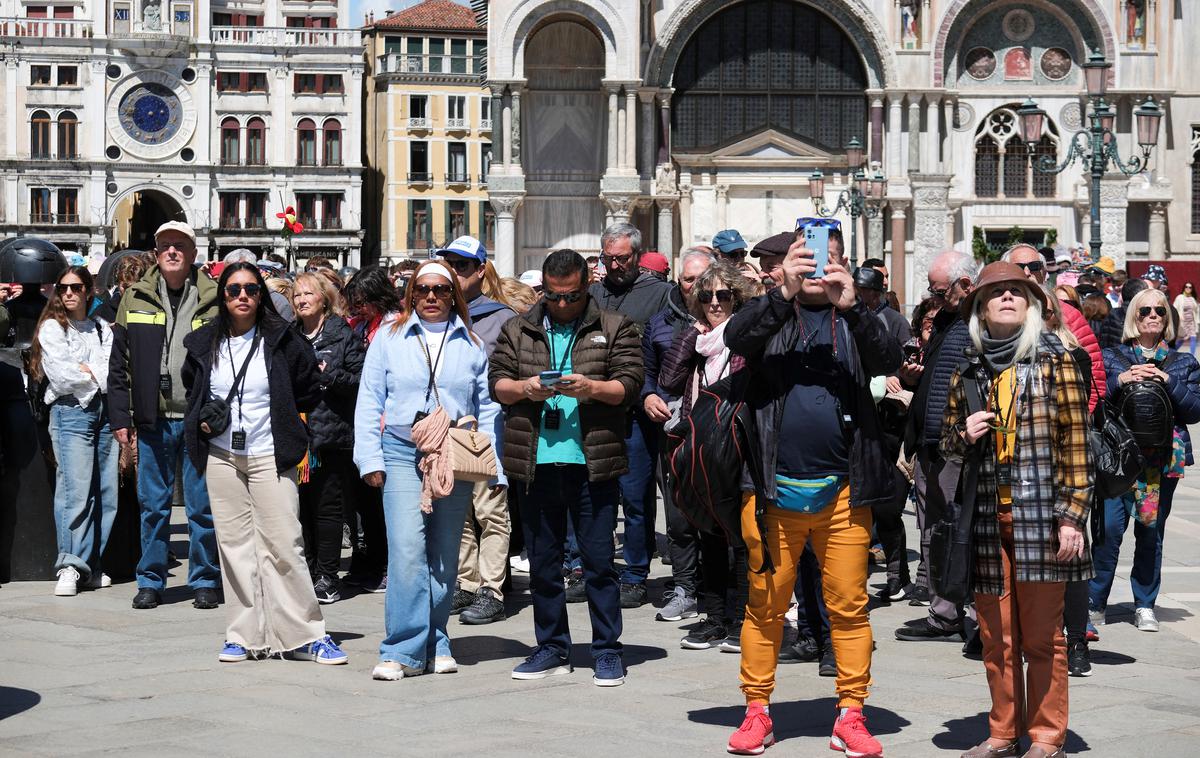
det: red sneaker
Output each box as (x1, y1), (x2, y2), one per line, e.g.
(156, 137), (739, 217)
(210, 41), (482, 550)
(830, 708), (883, 758)
(727, 703), (774, 755)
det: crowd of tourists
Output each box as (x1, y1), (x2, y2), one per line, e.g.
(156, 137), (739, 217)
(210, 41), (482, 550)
(7, 216), (1199, 758)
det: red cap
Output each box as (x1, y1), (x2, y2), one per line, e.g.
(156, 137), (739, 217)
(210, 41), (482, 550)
(640, 251), (669, 274)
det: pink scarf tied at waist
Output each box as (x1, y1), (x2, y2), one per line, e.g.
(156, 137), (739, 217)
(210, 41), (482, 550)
(410, 406), (453, 513)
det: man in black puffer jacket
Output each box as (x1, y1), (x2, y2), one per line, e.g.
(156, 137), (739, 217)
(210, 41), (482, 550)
(1099, 278), (1148, 349)
(896, 250), (979, 644)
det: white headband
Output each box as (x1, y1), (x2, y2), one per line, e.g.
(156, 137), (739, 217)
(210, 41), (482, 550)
(415, 261), (454, 283)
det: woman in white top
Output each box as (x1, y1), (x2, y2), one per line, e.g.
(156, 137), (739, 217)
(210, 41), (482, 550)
(29, 265), (117, 597)
(182, 262), (347, 666)
(1173, 282), (1198, 353)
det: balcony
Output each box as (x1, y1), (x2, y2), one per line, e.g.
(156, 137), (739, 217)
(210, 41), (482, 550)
(211, 26), (362, 48)
(446, 173), (470, 187)
(376, 54), (483, 77)
(0, 17), (93, 39)
(480, 118), (492, 132)
(408, 172), (432, 185)
(446, 118), (468, 130)
(320, 217), (342, 230)
(407, 117), (430, 130)
(30, 213), (80, 225)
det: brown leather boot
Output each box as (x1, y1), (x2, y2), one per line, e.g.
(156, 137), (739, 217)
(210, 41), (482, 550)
(961, 740), (1019, 758)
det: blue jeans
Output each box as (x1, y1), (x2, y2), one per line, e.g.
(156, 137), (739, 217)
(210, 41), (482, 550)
(617, 416), (657, 584)
(379, 434), (471, 668)
(523, 464), (622, 659)
(49, 396), (119, 578)
(1089, 478), (1177, 611)
(136, 418), (220, 590)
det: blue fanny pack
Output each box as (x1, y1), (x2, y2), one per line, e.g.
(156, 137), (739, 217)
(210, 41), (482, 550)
(774, 475), (843, 514)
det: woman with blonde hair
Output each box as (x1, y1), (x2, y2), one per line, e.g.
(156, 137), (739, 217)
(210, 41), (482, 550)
(355, 260), (505, 681)
(944, 262), (1092, 758)
(498, 278), (539, 314)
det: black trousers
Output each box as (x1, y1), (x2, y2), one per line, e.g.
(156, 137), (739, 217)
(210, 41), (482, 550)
(871, 468), (911, 588)
(660, 435), (699, 595)
(698, 528), (749, 627)
(346, 471), (388, 578)
(298, 448), (353, 581)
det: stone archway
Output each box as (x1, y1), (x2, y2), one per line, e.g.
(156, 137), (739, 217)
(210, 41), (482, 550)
(497, 0), (631, 82)
(110, 188), (186, 252)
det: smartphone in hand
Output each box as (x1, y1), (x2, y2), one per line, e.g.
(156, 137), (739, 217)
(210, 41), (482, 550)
(802, 224), (830, 279)
(539, 370), (563, 387)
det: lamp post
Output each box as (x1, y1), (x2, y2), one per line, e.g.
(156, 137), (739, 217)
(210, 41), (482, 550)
(807, 137), (886, 269)
(1016, 50), (1162, 264)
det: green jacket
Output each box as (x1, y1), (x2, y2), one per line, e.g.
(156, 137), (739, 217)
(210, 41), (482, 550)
(107, 266), (218, 431)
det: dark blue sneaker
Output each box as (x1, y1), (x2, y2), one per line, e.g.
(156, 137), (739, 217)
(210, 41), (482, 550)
(511, 645), (572, 680)
(219, 642), (248, 663)
(287, 635), (348, 665)
(593, 652), (625, 687)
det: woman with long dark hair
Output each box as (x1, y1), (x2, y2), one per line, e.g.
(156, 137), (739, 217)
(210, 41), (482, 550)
(292, 272), (365, 604)
(31, 265), (118, 597)
(355, 260), (505, 681)
(183, 262), (347, 665)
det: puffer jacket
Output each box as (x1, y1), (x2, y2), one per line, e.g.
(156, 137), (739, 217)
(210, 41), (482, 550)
(489, 297), (644, 485)
(1099, 306), (1127, 349)
(1059, 299), (1106, 412)
(1103, 343), (1200, 465)
(908, 310), (973, 449)
(641, 285), (694, 401)
(658, 323), (746, 418)
(294, 315), (364, 451)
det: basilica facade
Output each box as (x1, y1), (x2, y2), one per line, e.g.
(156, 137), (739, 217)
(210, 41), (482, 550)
(484, 0), (1194, 302)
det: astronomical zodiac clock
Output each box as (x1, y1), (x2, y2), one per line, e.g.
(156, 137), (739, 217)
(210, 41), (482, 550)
(106, 69), (198, 161)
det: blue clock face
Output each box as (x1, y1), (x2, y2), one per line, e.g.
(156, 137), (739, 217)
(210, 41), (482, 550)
(118, 83), (182, 144)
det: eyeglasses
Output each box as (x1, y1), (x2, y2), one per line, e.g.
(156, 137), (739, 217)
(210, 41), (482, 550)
(697, 289), (734, 304)
(55, 282), (86, 295)
(544, 290), (584, 304)
(1138, 306), (1168, 319)
(225, 283), (261, 299)
(794, 217), (842, 230)
(414, 283), (453, 300)
(927, 282), (954, 298)
(600, 252), (635, 266)
(441, 257), (477, 274)
(1016, 260), (1045, 273)
(987, 285), (1027, 299)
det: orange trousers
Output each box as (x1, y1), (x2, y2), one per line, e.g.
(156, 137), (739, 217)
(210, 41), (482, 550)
(974, 502), (1068, 746)
(739, 487), (874, 708)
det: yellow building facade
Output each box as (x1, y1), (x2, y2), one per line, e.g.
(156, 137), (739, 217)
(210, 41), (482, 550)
(363, 0), (492, 267)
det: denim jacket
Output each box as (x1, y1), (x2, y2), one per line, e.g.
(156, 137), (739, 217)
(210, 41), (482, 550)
(353, 312), (505, 486)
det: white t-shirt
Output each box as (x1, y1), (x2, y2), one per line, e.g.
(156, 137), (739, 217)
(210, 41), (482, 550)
(392, 318), (451, 442)
(209, 327), (274, 457)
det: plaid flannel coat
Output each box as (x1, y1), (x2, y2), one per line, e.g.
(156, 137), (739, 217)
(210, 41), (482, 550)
(940, 333), (1094, 596)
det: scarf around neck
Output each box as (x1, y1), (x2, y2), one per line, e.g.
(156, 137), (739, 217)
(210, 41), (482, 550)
(981, 329), (1021, 374)
(695, 319), (732, 386)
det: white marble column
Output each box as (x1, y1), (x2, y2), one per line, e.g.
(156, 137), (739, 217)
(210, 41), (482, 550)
(510, 86), (522, 167)
(887, 95), (903, 178)
(657, 198), (675, 262)
(1149, 202), (1167, 260)
(907, 97), (922, 175)
(679, 183), (693, 249)
(624, 87), (637, 172)
(715, 184), (729, 230)
(501, 87), (513, 166)
(924, 95), (940, 174)
(942, 95), (956, 174)
(639, 90), (655, 179)
(606, 85), (619, 173)
(490, 195), (523, 276)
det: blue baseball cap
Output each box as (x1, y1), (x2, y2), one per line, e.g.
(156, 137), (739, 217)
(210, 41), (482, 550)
(712, 229), (748, 255)
(435, 235), (488, 263)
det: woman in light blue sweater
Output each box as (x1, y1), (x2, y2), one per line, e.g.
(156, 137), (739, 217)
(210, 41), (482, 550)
(354, 260), (506, 682)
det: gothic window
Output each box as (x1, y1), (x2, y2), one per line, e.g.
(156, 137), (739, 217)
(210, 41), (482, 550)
(30, 110), (51, 158)
(671, 0), (868, 153)
(220, 117), (240, 165)
(296, 118), (317, 166)
(322, 118), (342, 166)
(974, 106), (1058, 199)
(56, 111), (77, 159)
(245, 118), (265, 165)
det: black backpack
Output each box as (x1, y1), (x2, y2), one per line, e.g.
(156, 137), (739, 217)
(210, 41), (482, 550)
(1111, 350), (1177, 451)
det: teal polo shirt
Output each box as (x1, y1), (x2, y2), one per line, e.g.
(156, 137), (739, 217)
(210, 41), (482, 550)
(537, 319), (585, 465)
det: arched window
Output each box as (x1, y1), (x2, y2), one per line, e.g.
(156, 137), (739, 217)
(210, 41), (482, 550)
(31, 110), (51, 159)
(220, 117), (240, 165)
(974, 106), (1058, 199)
(322, 118), (341, 166)
(297, 118), (316, 166)
(245, 117), (265, 165)
(56, 110), (77, 159)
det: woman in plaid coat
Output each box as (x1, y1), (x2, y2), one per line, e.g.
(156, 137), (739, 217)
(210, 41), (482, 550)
(941, 262), (1094, 758)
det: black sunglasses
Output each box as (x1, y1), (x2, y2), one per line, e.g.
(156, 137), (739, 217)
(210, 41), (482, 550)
(225, 283), (261, 299)
(55, 282), (86, 295)
(1017, 260), (1044, 273)
(441, 257), (477, 274)
(414, 283), (453, 299)
(544, 290), (584, 304)
(1138, 306), (1168, 319)
(697, 289), (734, 304)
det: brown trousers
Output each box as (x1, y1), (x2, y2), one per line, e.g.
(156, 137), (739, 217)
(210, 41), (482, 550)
(974, 503), (1068, 747)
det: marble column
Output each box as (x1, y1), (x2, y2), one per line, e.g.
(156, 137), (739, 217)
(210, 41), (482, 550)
(489, 85), (505, 171)
(625, 87), (637, 172)
(657, 91), (672, 165)
(945, 207), (956, 248)
(639, 90), (655, 179)
(910, 175), (952, 293)
(605, 85), (619, 172)
(656, 198), (675, 263)
(924, 95), (940, 174)
(715, 184), (729, 231)
(1149, 202), (1168, 260)
(887, 97), (903, 178)
(869, 94), (885, 165)
(501, 87), (513, 166)
(889, 202), (909, 305)
(1099, 176), (1129, 263)
(617, 92), (628, 171)
(908, 97), (922, 175)
(868, 211), (885, 262)
(942, 95), (956, 174)
(510, 86), (522, 166)
(679, 183), (693, 250)
(5, 60), (17, 157)
(605, 194), (634, 223)
(490, 195), (523, 276)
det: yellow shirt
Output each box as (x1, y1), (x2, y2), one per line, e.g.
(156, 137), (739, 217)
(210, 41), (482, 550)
(992, 366), (1017, 506)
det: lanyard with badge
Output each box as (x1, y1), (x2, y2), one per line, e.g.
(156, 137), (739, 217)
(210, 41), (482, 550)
(543, 320), (579, 431)
(414, 325), (449, 425)
(226, 331), (261, 451)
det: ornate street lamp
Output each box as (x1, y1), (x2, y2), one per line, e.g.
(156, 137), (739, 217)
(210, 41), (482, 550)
(1017, 51), (1160, 263)
(807, 138), (883, 268)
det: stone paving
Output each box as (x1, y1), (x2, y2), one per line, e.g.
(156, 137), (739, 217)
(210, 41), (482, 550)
(2, 477), (1200, 757)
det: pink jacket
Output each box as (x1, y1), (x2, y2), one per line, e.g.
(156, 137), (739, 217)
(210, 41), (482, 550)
(1060, 299), (1105, 412)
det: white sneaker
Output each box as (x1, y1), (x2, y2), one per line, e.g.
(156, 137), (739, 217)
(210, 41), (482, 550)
(427, 655), (458, 674)
(1088, 607), (1105, 627)
(1134, 607), (1160, 632)
(509, 553), (530, 574)
(54, 567), (80, 597)
(84, 572), (112, 589)
(372, 661), (424, 681)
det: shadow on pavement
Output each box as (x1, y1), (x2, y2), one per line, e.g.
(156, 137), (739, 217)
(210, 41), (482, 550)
(933, 712), (1091, 753)
(688, 697), (910, 744)
(0, 686), (41, 721)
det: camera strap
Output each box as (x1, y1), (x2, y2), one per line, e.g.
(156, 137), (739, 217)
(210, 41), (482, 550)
(224, 330), (262, 427)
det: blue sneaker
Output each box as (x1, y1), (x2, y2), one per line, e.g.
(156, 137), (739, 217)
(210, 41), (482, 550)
(511, 645), (572, 680)
(288, 635), (349, 665)
(593, 652), (625, 687)
(219, 642), (248, 663)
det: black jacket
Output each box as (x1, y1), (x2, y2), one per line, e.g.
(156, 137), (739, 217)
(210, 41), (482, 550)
(725, 290), (903, 508)
(641, 285), (694, 401)
(907, 309), (972, 450)
(182, 314), (320, 475)
(294, 315), (365, 452)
